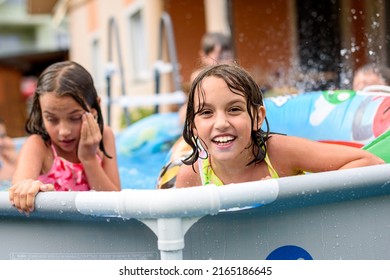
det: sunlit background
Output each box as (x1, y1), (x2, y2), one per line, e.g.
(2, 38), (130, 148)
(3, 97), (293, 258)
(0, 0), (388, 136)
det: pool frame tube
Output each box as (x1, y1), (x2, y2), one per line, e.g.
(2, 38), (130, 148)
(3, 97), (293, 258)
(1, 164), (390, 260)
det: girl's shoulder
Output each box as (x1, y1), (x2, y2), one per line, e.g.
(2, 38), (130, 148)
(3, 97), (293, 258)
(21, 135), (52, 160)
(18, 135), (52, 168)
(100, 125), (117, 160)
(176, 162), (202, 188)
(267, 133), (311, 149)
(102, 125), (115, 140)
(266, 133), (287, 150)
(23, 135), (49, 150)
(266, 134), (309, 163)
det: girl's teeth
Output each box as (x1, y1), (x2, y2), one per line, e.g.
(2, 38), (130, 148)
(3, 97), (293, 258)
(214, 136), (233, 143)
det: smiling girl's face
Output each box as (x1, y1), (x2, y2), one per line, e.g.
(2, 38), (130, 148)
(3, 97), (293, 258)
(40, 93), (89, 157)
(193, 76), (263, 163)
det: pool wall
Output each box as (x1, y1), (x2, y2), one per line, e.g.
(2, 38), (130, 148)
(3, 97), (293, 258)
(1, 164), (390, 260)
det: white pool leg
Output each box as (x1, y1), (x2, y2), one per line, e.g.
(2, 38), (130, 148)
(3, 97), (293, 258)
(142, 216), (201, 260)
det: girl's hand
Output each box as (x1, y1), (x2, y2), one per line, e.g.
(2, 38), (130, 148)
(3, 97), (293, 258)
(78, 112), (102, 162)
(9, 179), (54, 214)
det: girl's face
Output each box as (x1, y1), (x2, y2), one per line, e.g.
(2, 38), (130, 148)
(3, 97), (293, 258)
(39, 93), (90, 156)
(193, 76), (264, 163)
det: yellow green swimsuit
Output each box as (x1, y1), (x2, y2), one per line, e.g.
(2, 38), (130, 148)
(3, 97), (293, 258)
(198, 153), (279, 186)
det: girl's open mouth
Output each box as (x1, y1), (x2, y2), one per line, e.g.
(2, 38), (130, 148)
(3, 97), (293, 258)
(212, 135), (235, 146)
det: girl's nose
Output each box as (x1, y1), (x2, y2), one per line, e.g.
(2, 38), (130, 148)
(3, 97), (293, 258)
(59, 123), (71, 137)
(214, 113), (230, 130)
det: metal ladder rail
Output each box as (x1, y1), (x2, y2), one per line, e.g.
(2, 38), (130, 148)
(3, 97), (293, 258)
(106, 16), (130, 126)
(154, 12), (183, 113)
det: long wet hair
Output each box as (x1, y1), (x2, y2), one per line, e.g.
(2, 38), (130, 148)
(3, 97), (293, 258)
(182, 64), (270, 166)
(26, 60), (111, 158)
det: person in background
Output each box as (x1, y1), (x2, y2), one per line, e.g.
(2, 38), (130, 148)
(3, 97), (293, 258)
(352, 63), (390, 91)
(9, 61), (121, 214)
(190, 32), (234, 83)
(174, 64), (384, 188)
(0, 118), (17, 181)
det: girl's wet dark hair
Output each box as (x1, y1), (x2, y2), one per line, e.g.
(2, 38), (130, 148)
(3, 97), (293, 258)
(182, 64), (270, 166)
(26, 60), (111, 158)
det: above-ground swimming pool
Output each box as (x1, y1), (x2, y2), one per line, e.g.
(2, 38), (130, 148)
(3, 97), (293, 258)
(0, 90), (389, 260)
(2, 90), (390, 190)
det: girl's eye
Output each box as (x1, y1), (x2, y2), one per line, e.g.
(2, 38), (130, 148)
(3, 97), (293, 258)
(199, 109), (212, 116)
(230, 106), (243, 113)
(45, 117), (57, 123)
(70, 116), (83, 121)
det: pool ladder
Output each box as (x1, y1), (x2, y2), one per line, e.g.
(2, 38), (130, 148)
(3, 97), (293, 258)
(106, 16), (129, 126)
(105, 12), (183, 126)
(154, 11), (183, 113)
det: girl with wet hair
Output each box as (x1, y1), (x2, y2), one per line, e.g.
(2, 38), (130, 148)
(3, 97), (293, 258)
(175, 64), (383, 188)
(9, 61), (120, 214)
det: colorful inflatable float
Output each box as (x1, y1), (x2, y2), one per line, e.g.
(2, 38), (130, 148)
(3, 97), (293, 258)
(264, 90), (389, 147)
(0, 90), (389, 260)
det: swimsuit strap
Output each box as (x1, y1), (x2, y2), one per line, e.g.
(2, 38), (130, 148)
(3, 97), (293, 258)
(199, 156), (224, 186)
(264, 152), (279, 178)
(199, 151), (280, 186)
(50, 143), (58, 157)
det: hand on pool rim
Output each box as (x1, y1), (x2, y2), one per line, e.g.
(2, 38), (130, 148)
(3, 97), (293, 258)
(9, 179), (54, 215)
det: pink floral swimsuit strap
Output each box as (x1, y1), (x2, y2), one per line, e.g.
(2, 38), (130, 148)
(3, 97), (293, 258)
(38, 144), (102, 191)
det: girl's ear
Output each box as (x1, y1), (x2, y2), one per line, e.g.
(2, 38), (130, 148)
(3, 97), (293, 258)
(91, 108), (98, 120)
(255, 105), (266, 130)
(192, 126), (198, 138)
(92, 98), (101, 120)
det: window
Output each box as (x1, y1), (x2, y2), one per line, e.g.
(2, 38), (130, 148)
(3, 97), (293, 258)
(128, 9), (150, 81)
(91, 37), (104, 93)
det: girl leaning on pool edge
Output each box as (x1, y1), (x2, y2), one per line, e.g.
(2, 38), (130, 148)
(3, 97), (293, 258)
(9, 61), (121, 214)
(174, 64), (384, 188)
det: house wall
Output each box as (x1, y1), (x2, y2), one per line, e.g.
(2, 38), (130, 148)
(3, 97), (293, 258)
(231, 0), (295, 89)
(67, 0), (164, 131)
(65, 0), (389, 131)
(163, 0), (206, 89)
(0, 67), (27, 137)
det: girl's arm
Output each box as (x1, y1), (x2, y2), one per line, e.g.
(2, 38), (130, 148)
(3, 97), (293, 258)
(9, 135), (55, 213)
(79, 113), (120, 191)
(267, 135), (384, 176)
(11, 135), (46, 182)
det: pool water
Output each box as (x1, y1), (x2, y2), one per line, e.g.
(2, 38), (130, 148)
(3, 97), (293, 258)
(0, 180), (11, 191)
(118, 151), (171, 189)
(115, 112), (181, 189)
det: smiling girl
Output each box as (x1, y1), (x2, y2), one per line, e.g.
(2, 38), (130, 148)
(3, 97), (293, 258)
(9, 61), (120, 214)
(175, 64), (384, 188)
